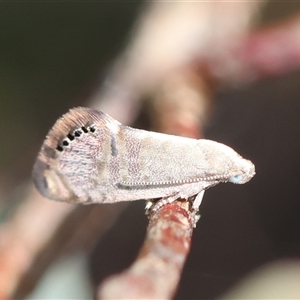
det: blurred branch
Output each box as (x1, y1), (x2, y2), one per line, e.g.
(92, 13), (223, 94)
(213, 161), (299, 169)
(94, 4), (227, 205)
(12, 202), (128, 299)
(149, 68), (214, 138)
(206, 13), (300, 84)
(90, 1), (263, 123)
(0, 186), (73, 299)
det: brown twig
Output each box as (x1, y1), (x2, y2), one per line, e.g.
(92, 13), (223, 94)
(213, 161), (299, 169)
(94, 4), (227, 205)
(98, 201), (193, 299)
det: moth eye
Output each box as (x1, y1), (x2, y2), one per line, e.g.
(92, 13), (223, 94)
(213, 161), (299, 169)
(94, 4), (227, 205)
(230, 174), (243, 184)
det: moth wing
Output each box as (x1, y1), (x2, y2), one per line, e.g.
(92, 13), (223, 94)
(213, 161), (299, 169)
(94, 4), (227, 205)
(32, 107), (118, 203)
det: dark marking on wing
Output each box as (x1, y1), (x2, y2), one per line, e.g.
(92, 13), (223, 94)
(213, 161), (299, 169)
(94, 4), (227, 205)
(110, 134), (118, 157)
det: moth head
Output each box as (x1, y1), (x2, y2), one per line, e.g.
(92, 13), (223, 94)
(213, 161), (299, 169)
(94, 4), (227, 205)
(200, 140), (255, 185)
(228, 158), (255, 184)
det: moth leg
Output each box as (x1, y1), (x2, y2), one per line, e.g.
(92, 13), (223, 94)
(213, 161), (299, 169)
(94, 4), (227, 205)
(187, 190), (205, 228)
(145, 193), (203, 228)
(192, 190), (205, 211)
(145, 194), (179, 215)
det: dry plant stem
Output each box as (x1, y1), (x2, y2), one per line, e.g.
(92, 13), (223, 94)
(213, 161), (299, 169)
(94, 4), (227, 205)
(150, 68), (214, 138)
(0, 185), (73, 299)
(98, 201), (193, 300)
(13, 202), (128, 299)
(90, 1), (262, 123)
(238, 13), (300, 79)
(209, 13), (300, 84)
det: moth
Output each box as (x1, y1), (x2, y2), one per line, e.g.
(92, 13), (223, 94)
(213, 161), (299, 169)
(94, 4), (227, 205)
(33, 107), (255, 210)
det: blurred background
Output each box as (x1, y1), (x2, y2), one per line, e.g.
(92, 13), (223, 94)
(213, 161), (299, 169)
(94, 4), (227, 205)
(1, 1), (300, 299)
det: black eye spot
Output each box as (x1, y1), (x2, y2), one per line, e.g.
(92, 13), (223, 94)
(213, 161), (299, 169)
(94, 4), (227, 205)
(56, 145), (63, 152)
(74, 130), (82, 137)
(89, 126), (96, 133)
(62, 140), (69, 146)
(67, 133), (74, 141)
(81, 126), (88, 133)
